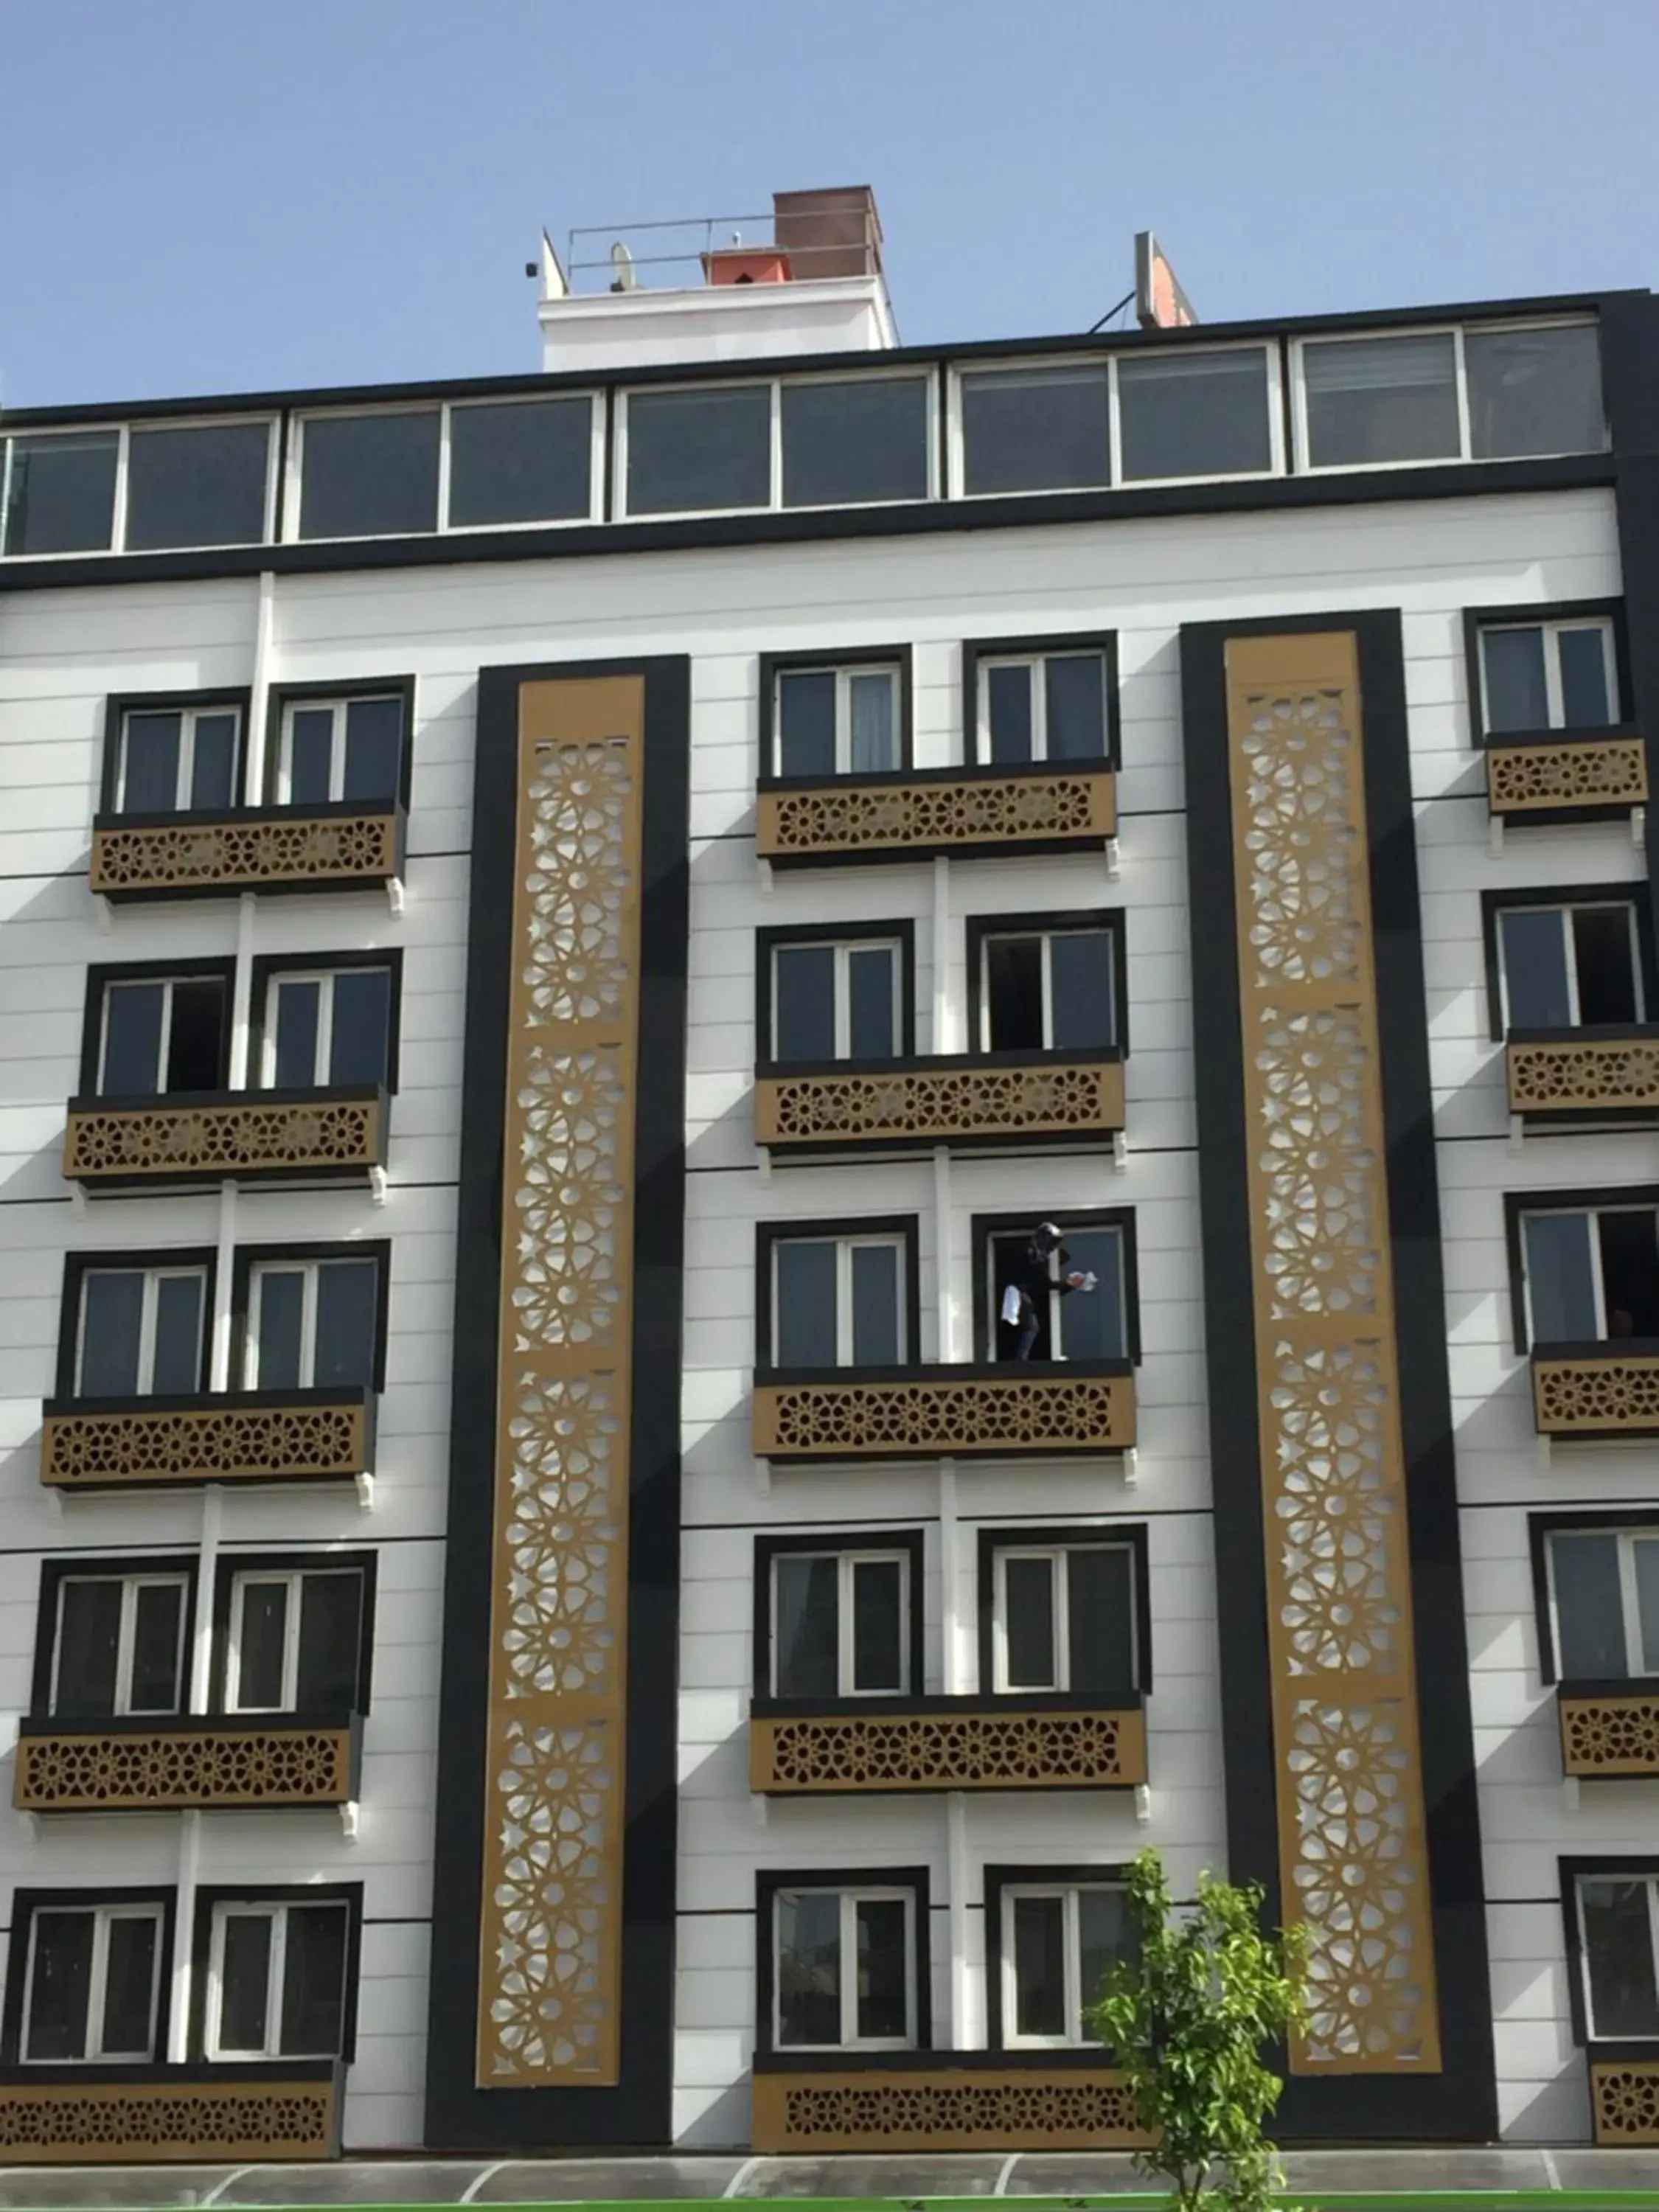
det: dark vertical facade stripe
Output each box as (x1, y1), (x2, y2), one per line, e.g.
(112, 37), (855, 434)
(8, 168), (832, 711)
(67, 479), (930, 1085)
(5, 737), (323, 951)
(1601, 294), (1659, 948)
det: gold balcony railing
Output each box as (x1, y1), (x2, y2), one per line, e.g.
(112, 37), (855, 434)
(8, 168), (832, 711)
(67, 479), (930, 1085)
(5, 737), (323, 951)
(0, 2062), (342, 2163)
(754, 1359), (1136, 1462)
(40, 1386), (374, 1491)
(1558, 1685), (1659, 1777)
(751, 2057), (1147, 2154)
(63, 1085), (387, 1189)
(757, 762), (1116, 866)
(91, 803), (404, 901)
(1531, 1344), (1659, 1438)
(1507, 1029), (1659, 1121)
(756, 1049), (1124, 1157)
(1590, 2049), (1659, 2143)
(1486, 734), (1648, 818)
(15, 1714), (361, 1813)
(751, 1694), (1146, 1794)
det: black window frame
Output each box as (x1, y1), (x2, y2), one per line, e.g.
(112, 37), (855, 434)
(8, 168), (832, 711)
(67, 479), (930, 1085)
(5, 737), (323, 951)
(1503, 1185), (1659, 1354)
(189, 1881), (364, 2063)
(962, 633), (1121, 770)
(757, 645), (915, 779)
(30, 1554), (201, 1719)
(1528, 1507), (1659, 1687)
(983, 1860), (1134, 2051)
(209, 1548), (378, 1717)
(970, 1208), (1141, 1367)
(230, 1239), (392, 1396)
(964, 908), (1129, 1057)
(54, 1245), (218, 1400)
(754, 919), (917, 1065)
(1462, 599), (1631, 746)
(975, 1523), (1151, 1696)
(100, 687), (252, 816)
(0, 1888), (178, 2065)
(248, 948), (404, 1096)
(78, 957), (237, 1097)
(752, 1528), (927, 1700)
(754, 1214), (922, 1374)
(264, 675), (416, 810)
(1481, 883), (1656, 1042)
(1559, 1855), (1659, 2046)
(754, 1865), (933, 2062)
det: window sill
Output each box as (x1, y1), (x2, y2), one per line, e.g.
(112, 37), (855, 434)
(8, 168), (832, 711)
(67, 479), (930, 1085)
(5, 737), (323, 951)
(15, 1712), (363, 1813)
(39, 1384), (375, 1490)
(0, 2059), (344, 2163)
(91, 801), (406, 900)
(749, 1689), (1146, 1794)
(756, 1046), (1125, 1158)
(1531, 1340), (1659, 1439)
(1506, 1027), (1659, 1123)
(63, 1085), (389, 1190)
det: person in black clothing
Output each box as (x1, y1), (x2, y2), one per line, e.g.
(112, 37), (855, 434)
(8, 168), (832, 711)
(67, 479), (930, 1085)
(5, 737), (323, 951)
(1002, 1221), (1096, 1360)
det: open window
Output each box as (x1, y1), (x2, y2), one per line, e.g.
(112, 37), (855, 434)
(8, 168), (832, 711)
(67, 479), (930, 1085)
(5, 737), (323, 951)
(86, 965), (231, 1096)
(1568, 1867), (1659, 2042)
(759, 925), (910, 1063)
(966, 636), (1116, 766)
(757, 1531), (923, 1700)
(976, 1212), (1135, 1363)
(1516, 1201), (1659, 1346)
(761, 649), (909, 779)
(982, 1528), (1145, 1695)
(758, 1870), (928, 2055)
(104, 693), (246, 815)
(63, 1256), (211, 1397)
(237, 1247), (386, 1393)
(254, 957), (397, 1091)
(198, 1890), (358, 2061)
(219, 1557), (372, 1716)
(1472, 611), (1621, 739)
(986, 1868), (1135, 2049)
(760, 1220), (914, 1369)
(39, 1562), (192, 1719)
(968, 912), (1121, 1054)
(1495, 896), (1645, 1032)
(9, 1896), (171, 2064)
(269, 682), (411, 807)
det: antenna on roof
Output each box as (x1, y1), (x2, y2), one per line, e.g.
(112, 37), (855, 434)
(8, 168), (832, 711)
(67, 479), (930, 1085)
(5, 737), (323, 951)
(610, 243), (637, 293)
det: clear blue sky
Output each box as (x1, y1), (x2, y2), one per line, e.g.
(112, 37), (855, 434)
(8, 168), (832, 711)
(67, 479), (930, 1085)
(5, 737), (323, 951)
(3, 0), (1654, 408)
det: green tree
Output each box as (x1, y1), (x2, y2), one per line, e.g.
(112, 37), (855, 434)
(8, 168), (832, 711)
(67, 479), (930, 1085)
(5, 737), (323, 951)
(1089, 1846), (1307, 2212)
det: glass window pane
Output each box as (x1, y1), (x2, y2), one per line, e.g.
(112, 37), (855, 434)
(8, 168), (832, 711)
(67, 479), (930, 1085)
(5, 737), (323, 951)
(234, 1582), (291, 1710)
(448, 397), (593, 527)
(851, 1558), (903, 1692)
(165, 978), (224, 1092)
(128, 1582), (184, 1713)
(1077, 1889), (1131, 2030)
(1466, 324), (1604, 460)
(145, 1267), (204, 1388)
(272, 981), (321, 1089)
(299, 411), (440, 539)
(1068, 1547), (1135, 1690)
(102, 981), (165, 1094)
(100, 1913), (159, 2056)
(120, 712), (183, 813)
(327, 968), (392, 1086)
(776, 671), (836, 779)
(341, 696), (403, 803)
(254, 1269), (306, 1388)
(1012, 1896), (1067, 2038)
(773, 945), (836, 1062)
(1048, 931), (1116, 1050)
(1045, 655), (1107, 760)
(296, 1576), (362, 1711)
(776, 1891), (841, 2047)
(189, 712), (239, 810)
(846, 947), (897, 1060)
(1573, 907), (1638, 1026)
(1482, 628), (1550, 735)
(1582, 1879), (1659, 2037)
(55, 1581), (122, 1717)
(1303, 334), (1460, 467)
(1559, 627), (1614, 728)
(286, 708), (335, 805)
(851, 1243), (901, 1366)
(125, 421), (270, 551)
(1597, 1211), (1659, 1340)
(985, 664), (1034, 765)
(773, 1554), (839, 1698)
(984, 935), (1044, 1050)
(1499, 908), (1571, 1029)
(24, 1912), (94, 2059)
(315, 1260), (378, 1389)
(961, 366), (1110, 496)
(846, 670), (898, 772)
(775, 1241), (838, 1368)
(217, 1913), (274, 2052)
(79, 1270), (146, 1397)
(1551, 1534), (1627, 1680)
(1058, 1228), (1127, 1360)
(1635, 1539), (1659, 1674)
(782, 377), (929, 508)
(855, 1898), (908, 2039)
(1003, 1555), (1057, 1688)
(279, 1904), (349, 2056)
(625, 386), (771, 515)
(1118, 349), (1272, 481)
(1523, 1213), (1599, 1343)
(2, 433), (119, 555)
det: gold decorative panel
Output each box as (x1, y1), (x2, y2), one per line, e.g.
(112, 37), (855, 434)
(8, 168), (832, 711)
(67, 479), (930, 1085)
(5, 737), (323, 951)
(1223, 633), (1439, 2073)
(91, 810), (400, 897)
(751, 1703), (1145, 1792)
(15, 1723), (356, 1811)
(1507, 1035), (1659, 1116)
(754, 1368), (1135, 1459)
(1559, 1691), (1659, 1775)
(1533, 1352), (1659, 1435)
(751, 2065), (1147, 2153)
(65, 1095), (382, 1184)
(0, 2074), (338, 2163)
(478, 675), (643, 2090)
(757, 766), (1116, 863)
(1591, 2056), (1659, 2143)
(41, 1395), (369, 1488)
(757, 1057), (1124, 1153)
(1486, 738), (1648, 815)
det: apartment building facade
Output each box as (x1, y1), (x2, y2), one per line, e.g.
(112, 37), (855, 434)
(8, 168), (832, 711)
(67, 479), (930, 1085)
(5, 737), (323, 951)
(1, 190), (1658, 2163)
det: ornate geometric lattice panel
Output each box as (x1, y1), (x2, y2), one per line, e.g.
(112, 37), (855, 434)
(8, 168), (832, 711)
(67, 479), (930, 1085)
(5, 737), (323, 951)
(478, 677), (644, 2090)
(41, 1397), (367, 1487)
(15, 1725), (355, 1810)
(751, 2067), (1147, 2153)
(751, 1704), (1145, 1792)
(1486, 739), (1648, 814)
(757, 1059), (1124, 1152)
(64, 1097), (381, 1183)
(91, 810), (400, 897)
(757, 768), (1116, 862)
(1533, 1352), (1659, 1435)
(0, 2076), (338, 2163)
(1591, 2057), (1659, 2143)
(1559, 1693), (1659, 1775)
(1224, 633), (1440, 2073)
(754, 1370), (1135, 1458)
(1507, 1036), (1659, 1115)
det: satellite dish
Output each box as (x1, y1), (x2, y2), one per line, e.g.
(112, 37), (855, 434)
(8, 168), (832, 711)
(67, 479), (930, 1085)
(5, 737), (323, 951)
(609, 242), (637, 293)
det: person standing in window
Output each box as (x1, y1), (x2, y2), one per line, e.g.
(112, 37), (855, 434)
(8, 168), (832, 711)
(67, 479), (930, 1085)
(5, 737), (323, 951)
(1001, 1222), (1096, 1361)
